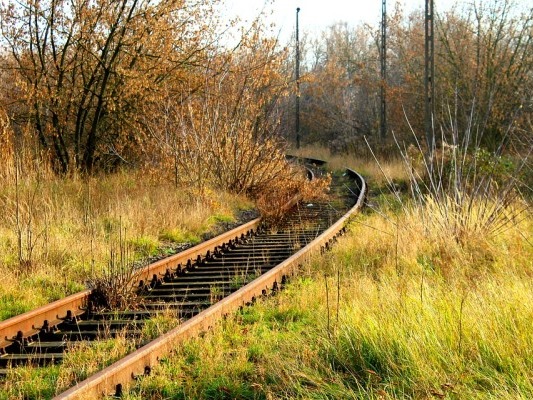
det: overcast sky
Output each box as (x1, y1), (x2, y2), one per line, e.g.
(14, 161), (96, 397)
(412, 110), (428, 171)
(221, 0), (461, 44)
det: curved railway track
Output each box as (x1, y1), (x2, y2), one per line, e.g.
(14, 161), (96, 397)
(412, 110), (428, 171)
(0, 162), (366, 399)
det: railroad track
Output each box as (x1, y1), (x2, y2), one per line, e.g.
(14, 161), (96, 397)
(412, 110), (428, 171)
(0, 162), (366, 399)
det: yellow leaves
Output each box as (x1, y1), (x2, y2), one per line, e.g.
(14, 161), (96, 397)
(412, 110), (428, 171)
(133, 13), (291, 188)
(1, 0), (225, 172)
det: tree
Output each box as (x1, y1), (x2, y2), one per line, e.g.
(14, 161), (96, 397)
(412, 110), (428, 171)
(298, 22), (381, 152)
(295, 0), (533, 158)
(436, 0), (533, 151)
(142, 23), (292, 195)
(0, 0), (219, 173)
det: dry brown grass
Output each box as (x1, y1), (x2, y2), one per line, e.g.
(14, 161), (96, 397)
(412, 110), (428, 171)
(255, 163), (332, 224)
(290, 144), (409, 185)
(0, 158), (253, 320)
(116, 195), (533, 400)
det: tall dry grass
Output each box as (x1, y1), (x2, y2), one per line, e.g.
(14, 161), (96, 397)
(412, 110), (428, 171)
(0, 147), (253, 320)
(316, 205), (533, 398)
(290, 144), (409, 186)
(99, 141), (533, 398)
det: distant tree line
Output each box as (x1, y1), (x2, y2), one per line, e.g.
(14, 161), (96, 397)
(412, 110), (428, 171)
(287, 0), (533, 157)
(1, 0), (531, 183)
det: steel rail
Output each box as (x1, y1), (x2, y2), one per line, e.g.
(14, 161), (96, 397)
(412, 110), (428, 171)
(134, 217), (262, 288)
(0, 218), (262, 353)
(0, 160), (317, 355)
(53, 169), (366, 399)
(0, 291), (90, 351)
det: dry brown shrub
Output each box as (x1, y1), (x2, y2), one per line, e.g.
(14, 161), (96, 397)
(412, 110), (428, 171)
(300, 173), (332, 203)
(255, 165), (332, 224)
(87, 234), (144, 311)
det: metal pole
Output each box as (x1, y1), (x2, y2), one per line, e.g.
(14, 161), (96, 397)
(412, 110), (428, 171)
(295, 7), (301, 149)
(380, 0), (387, 140)
(424, 0), (435, 156)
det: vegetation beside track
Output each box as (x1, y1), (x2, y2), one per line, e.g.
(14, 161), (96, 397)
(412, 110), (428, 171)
(0, 169), (254, 321)
(117, 195), (532, 399)
(1, 150), (531, 399)
(111, 151), (531, 400)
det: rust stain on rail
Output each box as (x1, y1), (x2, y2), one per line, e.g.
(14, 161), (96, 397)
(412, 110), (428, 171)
(0, 217), (263, 352)
(135, 217), (262, 286)
(53, 170), (366, 400)
(0, 291), (90, 350)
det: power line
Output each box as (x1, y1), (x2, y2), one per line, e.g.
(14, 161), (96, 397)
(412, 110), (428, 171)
(380, 0), (387, 140)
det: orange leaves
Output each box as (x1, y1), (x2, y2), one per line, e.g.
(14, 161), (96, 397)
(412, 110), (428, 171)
(295, 1), (532, 154)
(138, 20), (292, 194)
(0, 0), (220, 173)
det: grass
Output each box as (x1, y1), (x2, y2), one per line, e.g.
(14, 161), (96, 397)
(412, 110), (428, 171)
(116, 183), (533, 399)
(2, 148), (531, 398)
(0, 167), (254, 321)
(0, 310), (182, 399)
(158, 228), (202, 245)
(289, 144), (410, 186)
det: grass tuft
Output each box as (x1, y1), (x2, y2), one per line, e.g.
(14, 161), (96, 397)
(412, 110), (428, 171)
(0, 169), (252, 320)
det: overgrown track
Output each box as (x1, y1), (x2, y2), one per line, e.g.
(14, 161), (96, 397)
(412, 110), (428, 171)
(0, 164), (366, 399)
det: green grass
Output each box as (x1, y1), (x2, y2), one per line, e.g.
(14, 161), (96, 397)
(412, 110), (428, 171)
(127, 236), (160, 258)
(2, 157), (531, 398)
(158, 228), (201, 245)
(141, 310), (181, 340)
(0, 294), (32, 320)
(207, 213), (235, 225)
(0, 366), (60, 400)
(117, 198), (533, 399)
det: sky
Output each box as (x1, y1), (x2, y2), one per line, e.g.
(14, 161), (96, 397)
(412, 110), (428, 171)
(221, 0), (460, 44)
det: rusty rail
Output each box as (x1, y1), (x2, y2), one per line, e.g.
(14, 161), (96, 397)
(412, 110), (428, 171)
(0, 161), (315, 355)
(53, 168), (366, 399)
(134, 217), (262, 287)
(0, 291), (90, 351)
(0, 218), (263, 353)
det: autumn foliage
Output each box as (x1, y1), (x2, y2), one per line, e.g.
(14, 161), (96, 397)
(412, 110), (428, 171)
(0, 0), (531, 192)
(0, 0), (294, 194)
(293, 0), (532, 158)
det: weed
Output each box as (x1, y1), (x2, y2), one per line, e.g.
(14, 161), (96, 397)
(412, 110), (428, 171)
(141, 310), (180, 341)
(127, 236), (159, 258)
(0, 167), (250, 321)
(256, 164), (331, 225)
(210, 285), (224, 304)
(87, 227), (144, 311)
(0, 366), (60, 400)
(159, 228), (201, 244)
(55, 335), (136, 394)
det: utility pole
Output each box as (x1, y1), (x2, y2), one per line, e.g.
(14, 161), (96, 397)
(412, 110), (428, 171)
(295, 7), (301, 149)
(380, 0), (387, 140)
(424, 0), (435, 158)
